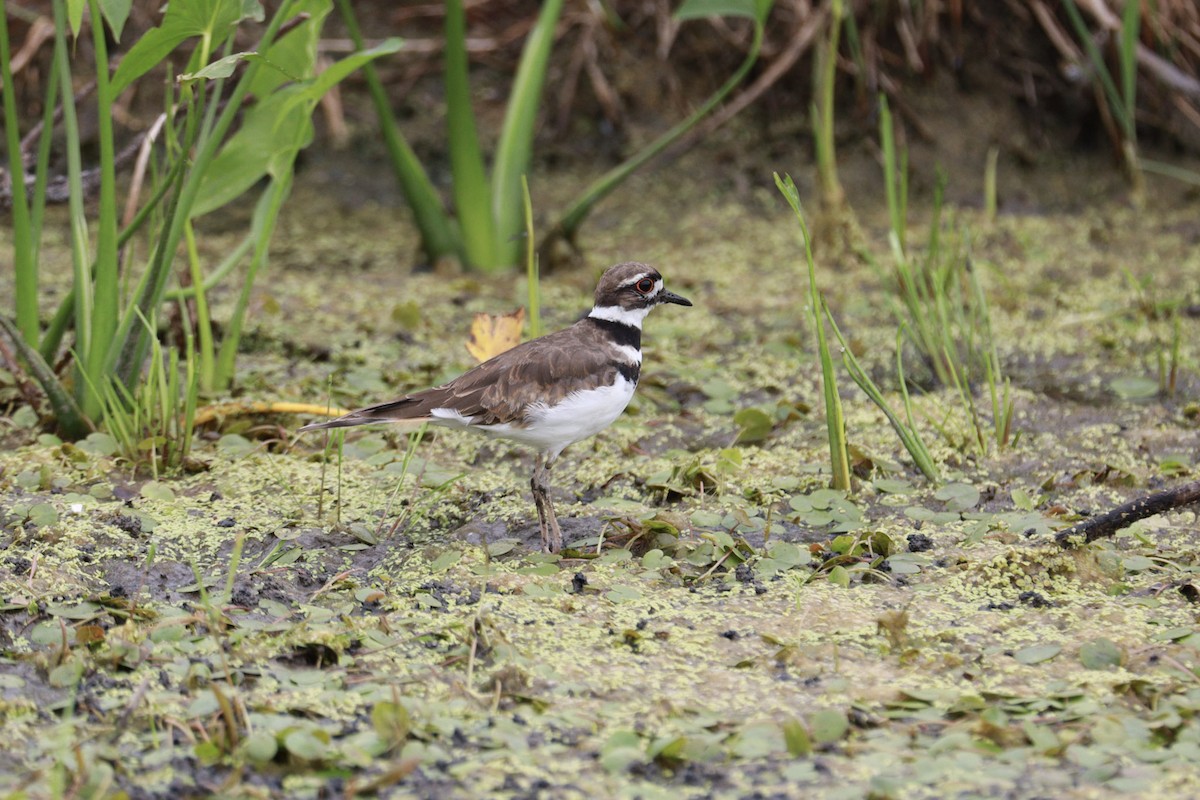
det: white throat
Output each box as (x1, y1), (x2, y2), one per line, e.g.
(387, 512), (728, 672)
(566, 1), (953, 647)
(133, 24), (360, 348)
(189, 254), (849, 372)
(588, 304), (649, 328)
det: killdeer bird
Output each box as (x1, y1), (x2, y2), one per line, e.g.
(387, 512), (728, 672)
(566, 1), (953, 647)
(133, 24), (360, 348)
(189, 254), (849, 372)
(300, 262), (692, 552)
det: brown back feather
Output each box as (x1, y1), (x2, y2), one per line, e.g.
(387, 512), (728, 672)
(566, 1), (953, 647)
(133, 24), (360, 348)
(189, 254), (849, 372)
(302, 320), (626, 431)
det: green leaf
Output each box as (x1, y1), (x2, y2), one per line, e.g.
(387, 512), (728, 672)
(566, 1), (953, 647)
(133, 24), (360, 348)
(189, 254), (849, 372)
(78, 431), (119, 456)
(605, 584), (644, 604)
(67, 0), (85, 37)
(429, 550), (463, 574)
(733, 407), (774, 444)
(49, 659), (84, 688)
(934, 482), (980, 512)
(809, 709), (848, 744)
(111, 0), (248, 94)
(1121, 555), (1156, 572)
(191, 38), (403, 217)
(179, 51), (273, 82)
(1079, 638), (1123, 670)
(1013, 643), (1061, 665)
(1109, 375), (1159, 401)
(27, 503), (59, 527)
(371, 701), (410, 745)
(240, 730), (278, 763)
(140, 481), (175, 501)
(283, 728), (330, 761)
(217, 433), (256, 459)
(782, 718), (811, 756)
(99, 0), (132, 40)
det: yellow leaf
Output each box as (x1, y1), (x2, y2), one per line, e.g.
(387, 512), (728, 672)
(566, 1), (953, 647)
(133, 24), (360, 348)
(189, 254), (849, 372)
(465, 308), (525, 363)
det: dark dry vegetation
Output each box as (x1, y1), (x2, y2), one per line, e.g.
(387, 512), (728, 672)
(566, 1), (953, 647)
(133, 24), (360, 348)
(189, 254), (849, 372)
(2, 1), (1200, 798)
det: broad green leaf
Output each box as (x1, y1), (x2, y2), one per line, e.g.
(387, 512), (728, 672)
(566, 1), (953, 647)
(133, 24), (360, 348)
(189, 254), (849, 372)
(1079, 638), (1123, 670)
(429, 550), (463, 574)
(1013, 643), (1061, 665)
(68, 0), (85, 37)
(246, 0), (331, 97)
(179, 51), (273, 82)
(734, 407), (773, 444)
(140, 481), (175, 501)
(283, 728), (330, 761)
(1109, 375), (1158, 401)
(934, 482), (980, 512)
(111, 0), (247, 94)
(192, 38), (402, 217)
(240, 730), (278, 762)
(809, 709), (848, 744)
(99, 0), (132, 40)
(27, 503), (58, 527)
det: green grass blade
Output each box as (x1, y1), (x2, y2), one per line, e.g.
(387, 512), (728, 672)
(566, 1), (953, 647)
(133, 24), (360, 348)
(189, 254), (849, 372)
(522, 176), (542, 339)
(491, 0), (566, 269)
(84, 0), (121, 424)
(774, 172), (851, 491)
(0, 7), (39, 345)
(214, 174), (293, 388)
(0, 315), (89, 438)
(828, 314), (940, 483)
(183, 221), (216, 391)
(878, 94), (904, 258)
(445, 0), (498, 269)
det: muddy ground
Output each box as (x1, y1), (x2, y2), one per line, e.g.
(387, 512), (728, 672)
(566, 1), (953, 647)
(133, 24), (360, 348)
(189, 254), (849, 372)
(3, 67), (1200, 799)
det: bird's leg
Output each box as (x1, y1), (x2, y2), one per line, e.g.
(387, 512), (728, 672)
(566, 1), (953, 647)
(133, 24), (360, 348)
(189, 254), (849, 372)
(531, 454), (563, 553)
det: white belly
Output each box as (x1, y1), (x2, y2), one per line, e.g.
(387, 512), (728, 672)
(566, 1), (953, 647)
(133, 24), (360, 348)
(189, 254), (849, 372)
(480, 375), (636, 458)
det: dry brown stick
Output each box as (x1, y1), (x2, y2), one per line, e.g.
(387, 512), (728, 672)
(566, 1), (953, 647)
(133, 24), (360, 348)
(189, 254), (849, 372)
(1055, 479), (1200, 547)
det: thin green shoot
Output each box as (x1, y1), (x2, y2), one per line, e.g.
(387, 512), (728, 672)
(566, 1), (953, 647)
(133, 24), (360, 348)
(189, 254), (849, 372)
(221, 533), (247, 606)
(827, 317), (940, 483)
(183, 222), (216, 391)
(0, 6), (38, 343)
(984, 146), (999, 222)
(775, 172), (852, 491)
(813, 0), (846, 215)
(522, 176), (542, 339)
(879, 94), (907, 258)
(379, 424), (431, 539)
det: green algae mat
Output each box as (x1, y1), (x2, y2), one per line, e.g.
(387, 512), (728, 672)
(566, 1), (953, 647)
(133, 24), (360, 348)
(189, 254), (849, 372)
(1, 180), (1199, 798)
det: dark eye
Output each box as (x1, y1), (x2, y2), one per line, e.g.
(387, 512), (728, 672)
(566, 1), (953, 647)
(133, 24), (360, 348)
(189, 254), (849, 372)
(635, 278), (655, 294)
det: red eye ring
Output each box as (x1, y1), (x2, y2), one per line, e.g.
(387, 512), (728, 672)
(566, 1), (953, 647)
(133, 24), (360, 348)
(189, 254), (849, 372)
(635, 278), (655, 294)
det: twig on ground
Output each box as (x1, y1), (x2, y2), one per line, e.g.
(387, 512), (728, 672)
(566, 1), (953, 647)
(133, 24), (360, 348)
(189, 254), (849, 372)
(1055, 479), (1200, 546)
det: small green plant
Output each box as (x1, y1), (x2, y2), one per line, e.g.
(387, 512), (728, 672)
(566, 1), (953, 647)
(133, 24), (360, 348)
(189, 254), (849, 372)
(775, 173), (851, 491)
(90, 315), (200, 478)
(1, 0), (398, 439)
(826, 321), (940, 483)
(874, 96), (1014, 454)
(340, 0), (773, 271)
(339, 0), (563, 273)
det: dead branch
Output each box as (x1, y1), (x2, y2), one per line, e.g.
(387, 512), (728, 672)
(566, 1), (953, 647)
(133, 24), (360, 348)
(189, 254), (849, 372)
(1055, 479), (1200, 547)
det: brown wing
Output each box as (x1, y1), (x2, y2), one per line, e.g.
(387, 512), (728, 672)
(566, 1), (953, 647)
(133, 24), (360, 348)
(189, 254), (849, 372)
(300, 322), (620, 431)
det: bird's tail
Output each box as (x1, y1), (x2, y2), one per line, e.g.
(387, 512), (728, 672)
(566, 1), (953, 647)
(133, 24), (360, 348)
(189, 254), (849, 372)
(298, 397), (427, 433)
